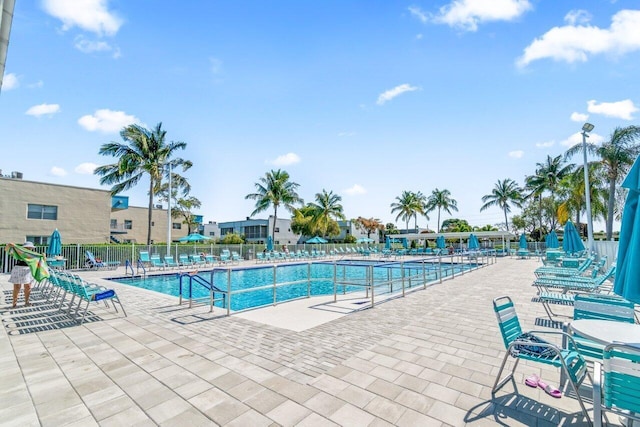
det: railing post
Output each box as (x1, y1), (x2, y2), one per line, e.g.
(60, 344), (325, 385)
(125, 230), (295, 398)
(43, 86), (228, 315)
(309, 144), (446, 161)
(226, 268), (231, 316)
(307, 262), (311, 298)
(422, 260), (426, 289)
(439, 254), (443, 284)
(333, 261), (337, 302)
(273, 265), (277, 306)
(370, 265), (374, 308)
(401, 262), (405, 297)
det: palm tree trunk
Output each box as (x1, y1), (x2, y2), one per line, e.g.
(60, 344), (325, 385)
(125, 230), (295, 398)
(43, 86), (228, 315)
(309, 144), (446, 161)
(437, 208), (441, 233)
(503, 209), (509, 232)
(147, 179), (154, 245)
(606, 179), (616, 240)
(272, 206), (278, 244)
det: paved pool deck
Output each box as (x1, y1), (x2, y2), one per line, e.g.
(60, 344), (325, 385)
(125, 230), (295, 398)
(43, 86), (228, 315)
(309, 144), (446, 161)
(0, 256), (612, 426)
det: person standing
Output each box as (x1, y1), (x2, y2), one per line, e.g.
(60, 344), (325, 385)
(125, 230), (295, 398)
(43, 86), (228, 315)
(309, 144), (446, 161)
(9, 241), (36, 308)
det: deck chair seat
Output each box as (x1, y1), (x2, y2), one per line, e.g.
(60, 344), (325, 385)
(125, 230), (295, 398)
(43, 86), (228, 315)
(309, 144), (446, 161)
(493, 296), (592, 426)
(593, 344), (640, 427)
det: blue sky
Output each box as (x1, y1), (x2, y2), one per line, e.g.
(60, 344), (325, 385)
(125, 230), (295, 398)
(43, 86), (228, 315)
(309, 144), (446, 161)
(2, 0), (639, 232)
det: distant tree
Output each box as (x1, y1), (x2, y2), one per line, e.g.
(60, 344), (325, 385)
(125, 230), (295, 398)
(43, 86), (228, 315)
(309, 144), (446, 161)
(307, 189), (346, 238)
(391, 190), (426, 232)
(566, 126), (640, 239)
(245, 169), (303, 243)
(354, 217), (384, 239)
(291, 206), (315, 237)
(172, 196), (202, 234)
(385, 223), (399, 235)
(425, 188), (458, 233)
(344, 234), (357, 244)
(480, 178), (523, 231)
(95, 123), (192, 245)
(220, 233), (244, 244)
(441, 218), (472, 232)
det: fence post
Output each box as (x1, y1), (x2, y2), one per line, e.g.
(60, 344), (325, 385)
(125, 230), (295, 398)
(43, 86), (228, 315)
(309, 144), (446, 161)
(227, 268), (231, 316)
(307, 262), (311, 298)
(370, 265), (374, 308)
(333, 261), (337, 302)
(273, 265), (277, 306)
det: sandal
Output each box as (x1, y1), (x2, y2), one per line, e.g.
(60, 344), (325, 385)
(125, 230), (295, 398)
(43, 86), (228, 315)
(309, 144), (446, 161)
(537, 379), (562, 398)
(524, 374), (539, 388)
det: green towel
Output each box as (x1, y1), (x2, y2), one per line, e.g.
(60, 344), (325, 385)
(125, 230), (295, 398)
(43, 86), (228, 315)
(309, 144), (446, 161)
(5, 243), (50, 282)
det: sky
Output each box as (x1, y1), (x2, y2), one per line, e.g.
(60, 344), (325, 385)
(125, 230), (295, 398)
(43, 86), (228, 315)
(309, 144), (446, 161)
(2, 0), (640, 233)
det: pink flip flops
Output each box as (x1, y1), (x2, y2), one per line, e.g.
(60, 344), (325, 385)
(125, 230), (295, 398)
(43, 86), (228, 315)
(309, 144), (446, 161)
(525, 374), (539, 388)
(524, 374), (561, 398)
(537, 379), (562, 398)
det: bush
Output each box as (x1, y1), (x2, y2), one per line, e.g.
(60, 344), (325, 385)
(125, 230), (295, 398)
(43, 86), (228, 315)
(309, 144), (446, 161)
(344, 235), (357, 244)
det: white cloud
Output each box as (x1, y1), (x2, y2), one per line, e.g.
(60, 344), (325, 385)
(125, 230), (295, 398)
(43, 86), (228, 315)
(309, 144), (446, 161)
(74, 35), (120, 58)
(50, 166), (67, 177)
(518, 9), (640, 67)
(338, 131), (356, 137)
(2, 73), (19, 90)
(408, 6), (428, 23)
(210, 57), (223, 74)
(416, 33), (423, 40)
(268, 153), (300, 166)
(432, 0), (532, 32)
(508, 150), (524, 159)
(75, 162), (98, 174)
(27, 80), (44, 89)
(587, 99), (638, 120)
(42, 0), (123, 36)
(376, 84), (419, 105)
(344, 184), (367, 196)
(564, 9), (591, 26)
(535, 140), (555, 148)
(561, 131), (605, 147)
(571, 112), (589, 122)
(26, 103), (61, 117)
(78, 109), (140, 133)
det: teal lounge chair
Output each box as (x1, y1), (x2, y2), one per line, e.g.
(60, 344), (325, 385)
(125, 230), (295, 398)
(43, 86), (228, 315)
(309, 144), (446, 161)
(150, 255), (165, 270)
(178, 254), (193, 267)
(85, 250), (120, 270)
(164, 256), (179, 269)
(139, 251), (151, 267)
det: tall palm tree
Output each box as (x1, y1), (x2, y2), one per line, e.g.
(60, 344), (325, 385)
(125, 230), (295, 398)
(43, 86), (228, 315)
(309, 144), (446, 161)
(565, 125), (640, 239)
(558, 163), (607, 230)
(308, 189), (346, 238)
(95, 123), (192, 245)
(480, 178), (523, 231)
(425, 188), (458, 232)
(390, 191), (424, 232)
(245, 169), (303, 243)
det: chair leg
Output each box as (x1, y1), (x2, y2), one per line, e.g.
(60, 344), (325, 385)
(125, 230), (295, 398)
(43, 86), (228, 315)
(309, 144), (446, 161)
(493, 352), (519, 393)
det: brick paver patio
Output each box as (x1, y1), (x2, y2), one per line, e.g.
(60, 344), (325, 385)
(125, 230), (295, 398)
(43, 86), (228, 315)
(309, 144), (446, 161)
(1, 257), (613, 426)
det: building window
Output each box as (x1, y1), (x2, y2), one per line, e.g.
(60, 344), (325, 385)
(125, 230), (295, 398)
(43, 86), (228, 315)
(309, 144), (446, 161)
(172, 223), (181, 229)
(26, 236), (48, 245)
(220, 227), (234, 236)
(110, 219), (117, 228)
(209, 231), (216, 236)
(124, 220), (133, 230)
(274, 227), (280, 232)
(27, 204), (58, 220)
(244, 225), (267, 239)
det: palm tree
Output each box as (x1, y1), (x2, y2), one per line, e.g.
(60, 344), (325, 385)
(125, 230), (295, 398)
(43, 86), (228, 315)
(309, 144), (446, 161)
(426, 188), (458, 232)
(480, 178), (523, 231)
(245, 169), (303, 243)
(390, 191), (424, 232)
(308, 189), (346, 238)
(95, 123), (192, 245)
(557, 163), (607, 230)
(565, 125), (640, 239)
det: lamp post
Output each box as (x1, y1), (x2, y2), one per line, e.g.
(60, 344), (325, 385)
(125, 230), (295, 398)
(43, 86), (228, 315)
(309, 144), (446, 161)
(581, 122), (595, 254)
(166, 162), (172, 256)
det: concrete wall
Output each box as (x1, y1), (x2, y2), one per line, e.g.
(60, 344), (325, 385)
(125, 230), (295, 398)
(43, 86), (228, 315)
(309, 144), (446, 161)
(0, 177), (111, 244)
(111, 206), (188, 244)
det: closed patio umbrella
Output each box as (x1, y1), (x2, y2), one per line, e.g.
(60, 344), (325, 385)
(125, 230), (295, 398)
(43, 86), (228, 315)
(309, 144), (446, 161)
(614, 157), (640, 304)
(562, 220), (585, 255)
(47, 229), (61, 257)
(266, 236), (274, 251)
(519, 233), (528, 250)
(468, 233), (479, 250)
(385, 236), (391, 249)
(436, 235), (446, 249)
(545, 230), (559, 249)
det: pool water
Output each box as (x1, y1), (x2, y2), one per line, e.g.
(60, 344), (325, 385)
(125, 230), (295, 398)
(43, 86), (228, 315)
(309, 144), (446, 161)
(111, 260), (476, 311)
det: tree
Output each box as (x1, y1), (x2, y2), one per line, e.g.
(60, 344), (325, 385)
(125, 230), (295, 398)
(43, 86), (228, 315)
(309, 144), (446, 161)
(441, 218), (472, 232)
(480, 178), (523, 231)
(557, 162), (607, 230)
(565, 125), (640, 239)
(390, 190), (426, 232)
(95, 123), (192, 245)
(307, 189), (346, 238)
(220, 233), (244, 244)
(245, 169), (303, 243)
(425, 188), (458, 232)
(354, 217), (384, 239)
(385, 223), (399, 235)
(173, 196), (202, 234)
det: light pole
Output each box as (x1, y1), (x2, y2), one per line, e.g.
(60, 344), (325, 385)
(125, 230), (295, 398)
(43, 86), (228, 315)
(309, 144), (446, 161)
(166, 162), (172, 256)
(581, 122), (595, 254)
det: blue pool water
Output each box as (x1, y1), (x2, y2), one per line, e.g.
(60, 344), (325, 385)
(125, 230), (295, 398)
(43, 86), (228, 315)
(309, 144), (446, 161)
(111, 260), (477, 311)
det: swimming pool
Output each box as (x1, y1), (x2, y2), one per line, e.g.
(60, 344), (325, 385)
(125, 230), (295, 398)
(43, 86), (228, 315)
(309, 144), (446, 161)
(111, 260), (479, 311)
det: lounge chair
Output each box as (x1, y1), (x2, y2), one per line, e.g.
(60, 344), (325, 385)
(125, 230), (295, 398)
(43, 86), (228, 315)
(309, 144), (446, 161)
(139, 251), (151, 268)
(178, 254), (193, 267)
(492, 296), (592, 425)
(150, 255), (165, 270)
(204, 254), (216, 266)
(85, 250), (120, 270)
(164, 256), (179, 269)
(593, 344), (640, 427)
(189, 254), (206, 267)
(219, 250), (231, 265)
(534, 256), (594, 278)
(231, 251), (242, 264)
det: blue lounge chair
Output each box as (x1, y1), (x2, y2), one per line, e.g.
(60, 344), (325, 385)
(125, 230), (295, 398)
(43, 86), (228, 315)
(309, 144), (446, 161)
(178, 254), (193, 267)
(492, 296), (592, 424)
(139, 251), (151, 267)
(164, 256), (179, 269)
(85, 250), (120, 270)
(150, 255), (165, 270)
(189, 254), (206, 267)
